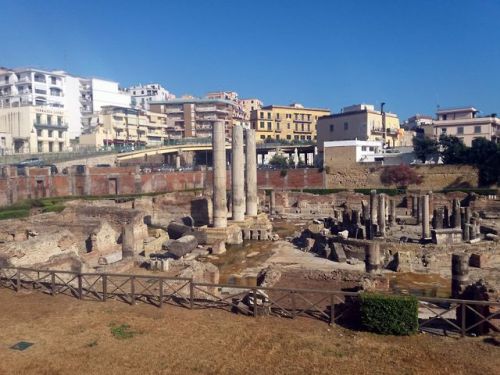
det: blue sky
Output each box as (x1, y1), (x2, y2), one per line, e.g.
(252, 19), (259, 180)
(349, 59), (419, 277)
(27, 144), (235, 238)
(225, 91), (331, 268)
(1, 0), (499, 119)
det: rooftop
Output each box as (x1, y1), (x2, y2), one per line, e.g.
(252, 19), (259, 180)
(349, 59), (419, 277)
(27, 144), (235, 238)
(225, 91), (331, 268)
(260, 104), (330, 112)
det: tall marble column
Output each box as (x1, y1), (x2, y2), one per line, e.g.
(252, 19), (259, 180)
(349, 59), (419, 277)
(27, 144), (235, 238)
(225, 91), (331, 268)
(231, 125), (245, 221)
(245, 128), (258, 216)
(212, 121), (227, 228)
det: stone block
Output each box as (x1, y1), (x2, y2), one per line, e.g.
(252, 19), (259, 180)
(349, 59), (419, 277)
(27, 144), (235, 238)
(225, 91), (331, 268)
(331, 242), (347, 263)
(431, 228), (462, 245)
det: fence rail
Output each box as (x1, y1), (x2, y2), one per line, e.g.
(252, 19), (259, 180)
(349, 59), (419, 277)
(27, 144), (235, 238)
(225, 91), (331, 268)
(0, 267), (498, 337)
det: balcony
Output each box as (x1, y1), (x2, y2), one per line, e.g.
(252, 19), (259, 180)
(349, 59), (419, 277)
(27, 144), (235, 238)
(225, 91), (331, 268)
(33, 122), (69, 130)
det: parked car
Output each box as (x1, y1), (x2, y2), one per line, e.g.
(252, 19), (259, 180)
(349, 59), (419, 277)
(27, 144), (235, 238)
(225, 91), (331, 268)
(18, 157), (44, 167)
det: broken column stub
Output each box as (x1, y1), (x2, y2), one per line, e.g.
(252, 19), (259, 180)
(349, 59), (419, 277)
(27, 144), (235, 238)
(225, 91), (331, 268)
(451, 253), (469, 298)
(365, 243), (381, 274)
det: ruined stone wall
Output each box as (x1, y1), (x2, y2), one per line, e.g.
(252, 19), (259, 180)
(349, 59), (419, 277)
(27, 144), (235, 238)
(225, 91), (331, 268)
(325, 164), (479, 190)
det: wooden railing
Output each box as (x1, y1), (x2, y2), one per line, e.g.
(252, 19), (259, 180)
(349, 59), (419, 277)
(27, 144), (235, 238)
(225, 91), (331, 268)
(0, 267), (498, 337)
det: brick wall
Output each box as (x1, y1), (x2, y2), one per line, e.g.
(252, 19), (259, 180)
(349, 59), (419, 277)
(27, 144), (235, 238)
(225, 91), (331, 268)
(0, 167), (325, 207)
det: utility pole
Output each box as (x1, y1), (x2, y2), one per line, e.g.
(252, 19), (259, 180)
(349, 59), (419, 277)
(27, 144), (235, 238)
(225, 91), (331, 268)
(381, 102), (387, 148)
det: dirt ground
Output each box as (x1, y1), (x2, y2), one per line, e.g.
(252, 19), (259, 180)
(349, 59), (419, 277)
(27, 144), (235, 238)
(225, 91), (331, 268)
(0, 289), (499, 375)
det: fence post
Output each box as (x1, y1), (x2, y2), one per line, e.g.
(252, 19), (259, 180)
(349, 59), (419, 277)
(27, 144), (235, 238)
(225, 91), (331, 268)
(329, 295), (335, 325)
(189, 279), (194, 309)
(102, 275), (107, 302)
(159, 279), (163, 308)
(253, 288), (258, 318)
(51, 271), (56, 296)
(77, 274), (83, 300)
(16, 269), (21, 292)
(291, 291), (296, 319)
(130, 276), (135, 305)
(461, 302), (466, 337)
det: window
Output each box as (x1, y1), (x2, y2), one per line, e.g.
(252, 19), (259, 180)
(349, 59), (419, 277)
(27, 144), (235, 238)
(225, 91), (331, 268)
(276, 123), (280, 131)
(260, 112), (264, 119)
(330, 124), (334, 132)
(267, 112), (271, 119)
(48, 130), (53, 138)
(260, 121), (265, 129)
(287, 123), (290, 130)
(457, 127), (464, 134)
(344, 122), (349, 130)
(276, 135), (280, 140)
(47, 115), (52, 125)
(307, 124), (310, 131)
(306, 135), (311, 140)
(267, 122), (272, 130)
(58, 131), (63, 138)
(301, 124), (304, 131)
(474, 126), (481, 134)
(59, 142), (64, 151)
(37, 141), (43, 152)
(57, 116), (63, 125)
(36, 114), (41, 124)
(300, 135), (305, 140)
(294, 135), (299, 140)
(48, 142), (53, 152)
(441, 128), (447, 134)
(286, 135), (291, 140)
(51, 76), (57, 85)
(36, 129), (42, 137)
(260, 135), (265, 140)
(276, 113), (280, 119)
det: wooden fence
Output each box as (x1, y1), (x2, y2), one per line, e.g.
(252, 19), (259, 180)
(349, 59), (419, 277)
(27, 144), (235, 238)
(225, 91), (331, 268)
(0, 267), (498, 337)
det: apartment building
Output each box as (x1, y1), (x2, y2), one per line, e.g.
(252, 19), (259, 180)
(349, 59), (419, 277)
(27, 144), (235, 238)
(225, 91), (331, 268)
(0, 67), (131, 139)
(317, 104), (402, 151)
(240, 98), (263, 120)
(79, 106), (178, 148)
(431, 106), (499, 146)
(126, 83), (175, 110)
(0, 106), (70, 153)
(250, 103), (330, 142)
(149, 97), (245, 139)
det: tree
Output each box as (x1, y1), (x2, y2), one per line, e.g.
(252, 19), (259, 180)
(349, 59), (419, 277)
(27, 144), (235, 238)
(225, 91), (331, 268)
(380, 164), (423, 188)
(269, 154), (289, 169)
(439, 135), (469, 164)
(413, 136), (438, 163)
(469, 138), (500, 186)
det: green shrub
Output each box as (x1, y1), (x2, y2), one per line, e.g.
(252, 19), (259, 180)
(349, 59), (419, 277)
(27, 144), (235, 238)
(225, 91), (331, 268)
(110, 323), (136, 339)
(360, 293), (418, 335)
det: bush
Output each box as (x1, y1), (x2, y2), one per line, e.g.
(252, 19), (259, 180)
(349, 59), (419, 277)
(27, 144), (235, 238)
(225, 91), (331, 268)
(360, 293), (418, 335)
(380, 164), (423, 188)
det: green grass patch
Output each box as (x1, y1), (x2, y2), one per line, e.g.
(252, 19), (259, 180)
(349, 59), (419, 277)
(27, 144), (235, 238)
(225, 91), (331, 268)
(0, 209), (30, 220)
(360, 293), (418, 335)
(354, 188), (406, 196)
(437, 188), (498, 196)
(110, 323), (136, 340)
(41, 204), (65, 213)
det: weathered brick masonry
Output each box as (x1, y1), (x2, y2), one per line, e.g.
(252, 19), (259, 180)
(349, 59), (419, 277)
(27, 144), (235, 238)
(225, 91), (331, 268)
(0, 167), (325, 207)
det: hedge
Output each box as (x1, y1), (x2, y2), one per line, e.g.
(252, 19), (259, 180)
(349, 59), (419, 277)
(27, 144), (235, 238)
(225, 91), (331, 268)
(360, 293), (418, 335)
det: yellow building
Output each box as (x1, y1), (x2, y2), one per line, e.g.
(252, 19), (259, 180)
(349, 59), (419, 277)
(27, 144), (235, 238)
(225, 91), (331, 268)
(250, 103), (330, 142)
(79, 106), (181, 148)
(317, 104), (403, 151)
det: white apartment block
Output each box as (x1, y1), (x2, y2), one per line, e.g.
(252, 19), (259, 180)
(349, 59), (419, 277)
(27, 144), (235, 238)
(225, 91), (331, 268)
(0, 105), (70, 154)
(126, 83), (175, 110)
(0, 67), (131, 143)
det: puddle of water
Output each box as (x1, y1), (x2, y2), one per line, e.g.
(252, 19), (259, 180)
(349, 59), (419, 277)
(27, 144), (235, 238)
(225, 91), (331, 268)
(206, 241), (275, 285)
(389, 272), (451, 298)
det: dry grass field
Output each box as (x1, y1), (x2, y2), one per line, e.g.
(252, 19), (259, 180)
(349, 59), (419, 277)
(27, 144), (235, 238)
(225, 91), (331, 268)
(0, 288), (498, 375)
